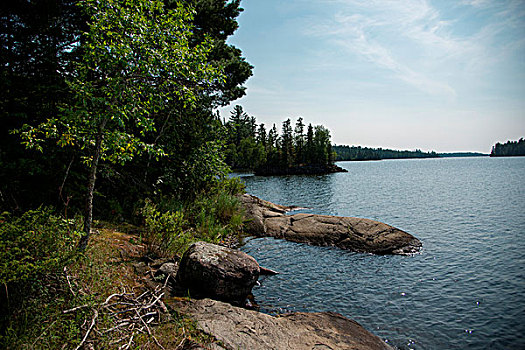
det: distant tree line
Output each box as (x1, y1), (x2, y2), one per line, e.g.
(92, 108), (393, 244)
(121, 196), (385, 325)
(490, 138), (525, 157)
(333, 145), (439, 161)
(223, 106), (337, 174)
(438, 152), (487, 158)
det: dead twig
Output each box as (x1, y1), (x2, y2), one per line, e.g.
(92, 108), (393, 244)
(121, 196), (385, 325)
(74, 309), (98, 350)
(64, 266), (76, 297)
(63, 304), (89, 314)
(135, 309), (165, 349)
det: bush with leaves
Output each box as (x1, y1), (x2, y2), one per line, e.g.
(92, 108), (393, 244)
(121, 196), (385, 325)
(141, 200), (191, 258)
(0, 208), (80, 285)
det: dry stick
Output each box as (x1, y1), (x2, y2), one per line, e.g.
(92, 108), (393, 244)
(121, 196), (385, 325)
(63, 266), (76, 297)
(119, 333), (134, 350)
(158, 300), (169, 314)
(74, 309), (98, 350)
(142, 292), (165, 310)
(135, 309), (165, 350)
(103, 322), (130, 334)
(63, 304), (89, 314)
(109, 335), (129, 346)
(162, 274), (170, 289)
(103, 293), (122, 305)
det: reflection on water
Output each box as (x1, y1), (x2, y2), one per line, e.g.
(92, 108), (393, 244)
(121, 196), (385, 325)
(238, 157), (525, 350)
(241, 174), (337, 214)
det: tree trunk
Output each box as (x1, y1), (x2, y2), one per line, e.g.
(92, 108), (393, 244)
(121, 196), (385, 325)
(78, 120), (107, 251)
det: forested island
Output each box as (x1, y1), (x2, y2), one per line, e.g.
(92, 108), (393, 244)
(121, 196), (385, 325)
(223, 106), (345, 175)
(490, 138), (525, 157)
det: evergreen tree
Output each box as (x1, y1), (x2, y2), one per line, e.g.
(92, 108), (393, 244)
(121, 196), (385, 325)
(257, 123), (267, 150)
(306, 123), (314, 164)
(281, 119), (294, 168)
(268, 124), (278, 149)
(294, 117), (305, 165)
(313, 126), (331, 165)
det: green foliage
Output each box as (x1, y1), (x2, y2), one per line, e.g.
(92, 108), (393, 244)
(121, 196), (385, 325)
(0, 208), (80, 285)
(141, 200), (190, 258)
(140, 176), (245, 257)
(192, 191), (244, 241)
(17, 0), (222, 163)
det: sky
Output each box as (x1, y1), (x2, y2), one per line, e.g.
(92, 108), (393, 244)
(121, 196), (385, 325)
(218, 0), (525, 153)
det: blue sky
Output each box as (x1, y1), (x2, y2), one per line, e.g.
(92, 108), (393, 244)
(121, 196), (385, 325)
(219, 0), (525, 153)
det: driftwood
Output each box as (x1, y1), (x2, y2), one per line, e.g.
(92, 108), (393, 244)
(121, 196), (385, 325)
(64, 286), (169, 349)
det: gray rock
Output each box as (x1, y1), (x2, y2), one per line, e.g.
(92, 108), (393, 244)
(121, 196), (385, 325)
(175, 242), (260, 305)
(156, 262), (178, 278)
(174, 298), (393, 350)
(240, 194), (422, 255)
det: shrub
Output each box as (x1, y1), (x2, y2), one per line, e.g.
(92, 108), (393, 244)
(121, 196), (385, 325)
(0, 208), (80, 285)
(141, 200), (190, 257)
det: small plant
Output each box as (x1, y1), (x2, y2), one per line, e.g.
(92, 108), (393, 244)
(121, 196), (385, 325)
(141, 199), (190, 257)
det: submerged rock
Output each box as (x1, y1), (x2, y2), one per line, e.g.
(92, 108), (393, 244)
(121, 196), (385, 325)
(174, 298), (393, 350)
(175, 242), (260, 305)
(240, 194), (422, 255)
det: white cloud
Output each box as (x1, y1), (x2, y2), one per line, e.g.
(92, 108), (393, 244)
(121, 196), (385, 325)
(306, 0), (524, 99)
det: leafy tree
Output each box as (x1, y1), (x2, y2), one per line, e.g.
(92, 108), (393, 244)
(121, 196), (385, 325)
(17, 0), (222, 249)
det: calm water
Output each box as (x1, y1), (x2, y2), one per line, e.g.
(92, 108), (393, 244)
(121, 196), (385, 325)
(237, 157), (525, 350)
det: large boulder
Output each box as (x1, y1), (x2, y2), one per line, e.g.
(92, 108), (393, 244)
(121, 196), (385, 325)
(240, 194), (422, 255)
(174, 298), (393, 350)
(175, 242), (260, 305)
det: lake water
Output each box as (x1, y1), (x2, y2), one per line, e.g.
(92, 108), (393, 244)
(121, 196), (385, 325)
(237, 157), (525, 350)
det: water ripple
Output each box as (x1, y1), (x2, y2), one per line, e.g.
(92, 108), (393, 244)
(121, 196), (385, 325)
(239, 157), (525, 350)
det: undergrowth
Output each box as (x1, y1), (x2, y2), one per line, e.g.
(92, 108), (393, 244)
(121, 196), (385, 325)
(141, 177), (247, 257)
(0, 216), (230, 349)
(0, 177), (247, 348)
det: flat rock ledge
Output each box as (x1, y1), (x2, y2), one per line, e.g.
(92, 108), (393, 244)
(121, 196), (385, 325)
(240, 194), (422, 255)
(174, 298), (393, 350)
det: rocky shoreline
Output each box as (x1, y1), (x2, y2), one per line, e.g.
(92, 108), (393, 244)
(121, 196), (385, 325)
(167, 241), (393, 350)
(240, 194), (422, 255)
(160, 196), (422, 349)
